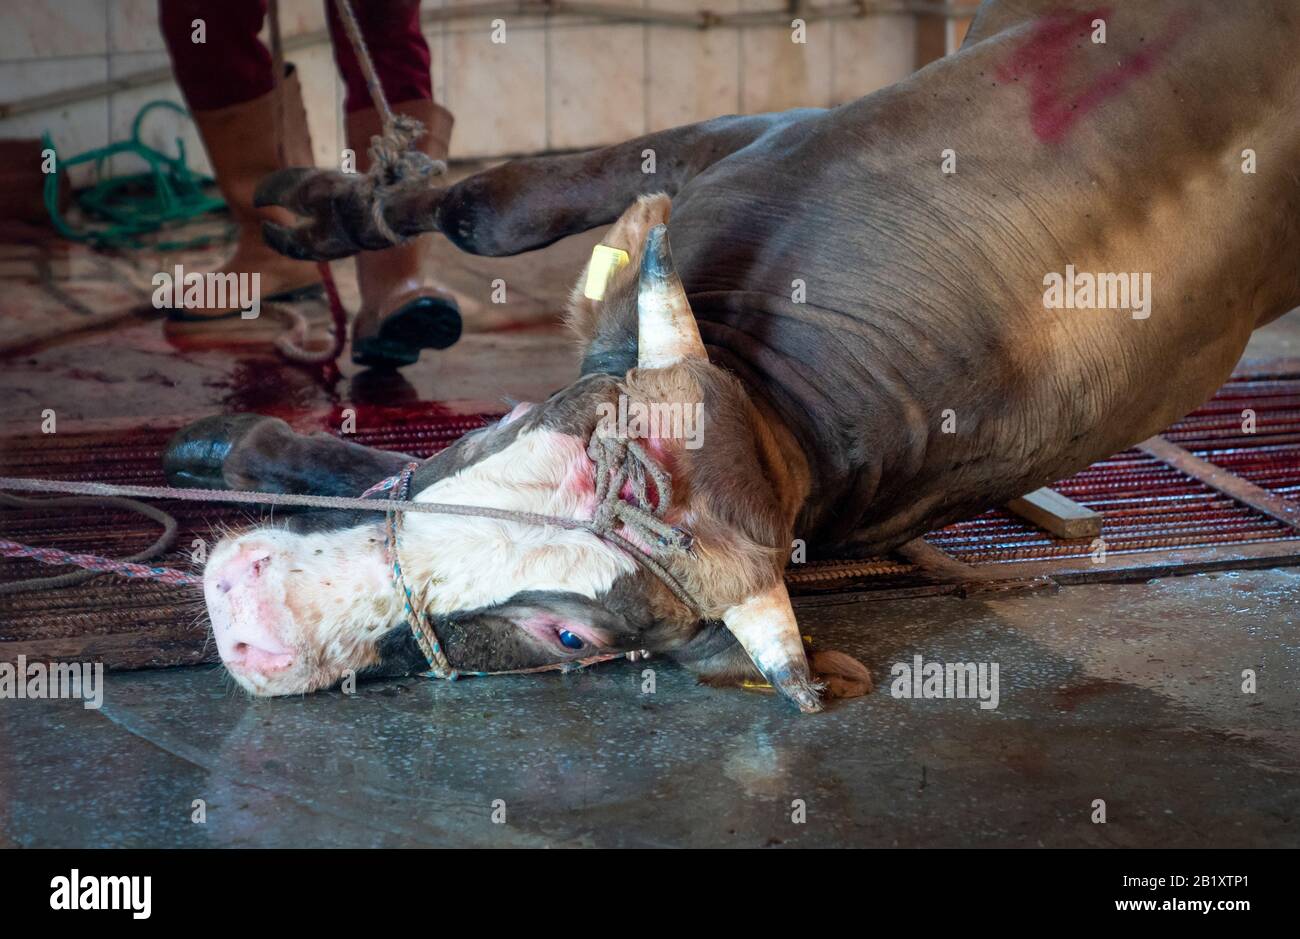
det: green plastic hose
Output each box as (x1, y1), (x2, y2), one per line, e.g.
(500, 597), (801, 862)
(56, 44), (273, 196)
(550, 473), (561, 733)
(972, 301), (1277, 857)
(43, 99), (229, 250)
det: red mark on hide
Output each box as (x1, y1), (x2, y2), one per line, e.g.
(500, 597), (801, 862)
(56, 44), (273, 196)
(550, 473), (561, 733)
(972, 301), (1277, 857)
(996, 7), (1192, 143)
(619, 474), (662, 513)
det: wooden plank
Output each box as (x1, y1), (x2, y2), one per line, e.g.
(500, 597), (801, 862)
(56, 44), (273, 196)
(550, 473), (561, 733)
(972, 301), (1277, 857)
(1138, 435), (1300, 531)
(1006, 487), (1103, 539)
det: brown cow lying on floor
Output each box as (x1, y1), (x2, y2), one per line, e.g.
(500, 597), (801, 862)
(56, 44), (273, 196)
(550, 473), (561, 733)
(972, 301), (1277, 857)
(166, 0), (1300, 711)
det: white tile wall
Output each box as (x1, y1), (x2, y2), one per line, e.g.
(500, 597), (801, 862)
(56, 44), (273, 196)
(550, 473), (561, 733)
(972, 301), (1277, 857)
(106, 51), (199, 176)
(445, 22), (547, 158)
(548, 23), (647, 151)
(0, 55), (110, 187)
(0, 0), (110, 60)
(647, 0), (741, 133)
(109, 0), (167, 54)
(0, 1), (919, 174)
(831, 14), (917, 104)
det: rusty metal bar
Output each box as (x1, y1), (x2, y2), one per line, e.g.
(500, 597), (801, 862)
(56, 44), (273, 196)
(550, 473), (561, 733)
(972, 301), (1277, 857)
(895, 537), (1056, 596)
(1138, 435), (1300, 532)
(794, 538), (1300, 609)
(984, 538), (1300, 583)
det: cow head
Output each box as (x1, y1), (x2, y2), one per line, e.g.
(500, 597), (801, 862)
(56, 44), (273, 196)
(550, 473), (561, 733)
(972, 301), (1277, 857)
(198, 195), (870, 711)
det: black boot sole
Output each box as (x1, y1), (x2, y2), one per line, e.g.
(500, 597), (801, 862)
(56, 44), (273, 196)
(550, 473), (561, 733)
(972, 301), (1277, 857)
(351, 295), (463, 369)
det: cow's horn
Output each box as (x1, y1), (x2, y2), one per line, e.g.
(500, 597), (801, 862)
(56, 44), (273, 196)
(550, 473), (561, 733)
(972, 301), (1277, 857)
(722, 580), (823, 713)
(637, 224), (707, 368)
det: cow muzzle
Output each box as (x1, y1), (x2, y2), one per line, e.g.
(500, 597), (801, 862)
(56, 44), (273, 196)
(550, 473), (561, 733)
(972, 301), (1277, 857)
(206, 539), (300, 687)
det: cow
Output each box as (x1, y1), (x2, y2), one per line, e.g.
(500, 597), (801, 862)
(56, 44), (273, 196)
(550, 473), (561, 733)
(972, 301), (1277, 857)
(165, 0), (1300, 712)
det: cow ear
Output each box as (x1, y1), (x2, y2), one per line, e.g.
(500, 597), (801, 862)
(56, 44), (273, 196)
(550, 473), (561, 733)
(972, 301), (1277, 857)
(637, 224), (707, 369)
(721, 580), (823, 713)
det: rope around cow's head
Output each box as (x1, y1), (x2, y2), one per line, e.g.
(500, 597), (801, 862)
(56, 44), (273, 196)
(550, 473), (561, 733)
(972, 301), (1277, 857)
(0, 424), (702, 678)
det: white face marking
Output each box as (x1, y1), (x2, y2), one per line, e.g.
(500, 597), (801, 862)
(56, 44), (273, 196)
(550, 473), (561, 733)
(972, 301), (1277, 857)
(203, 524), (397, 695)
(401, 428), (636, 615)
(204, 426), (635, 695)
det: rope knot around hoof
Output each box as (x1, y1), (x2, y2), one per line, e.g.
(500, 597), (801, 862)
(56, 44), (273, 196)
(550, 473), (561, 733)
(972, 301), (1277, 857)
(363, 116), (447, 247)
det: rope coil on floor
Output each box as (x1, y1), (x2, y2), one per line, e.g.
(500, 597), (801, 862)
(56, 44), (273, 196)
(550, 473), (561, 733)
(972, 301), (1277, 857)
(0, 492), (187, 594)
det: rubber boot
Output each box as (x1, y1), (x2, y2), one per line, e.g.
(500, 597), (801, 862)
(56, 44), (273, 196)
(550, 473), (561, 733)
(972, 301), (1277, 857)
(172, 65), (322, 320)
(347, 99), (462, 368)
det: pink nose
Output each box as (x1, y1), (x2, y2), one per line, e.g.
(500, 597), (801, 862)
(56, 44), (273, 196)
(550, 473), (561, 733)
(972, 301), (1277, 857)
(211, 544), (295, 674)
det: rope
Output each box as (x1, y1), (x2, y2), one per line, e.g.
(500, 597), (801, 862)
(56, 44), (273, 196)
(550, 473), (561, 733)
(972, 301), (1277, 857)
(0, 540), (201, 589)
(382, 462), (653, 681)
(0, 424), (702, 613)
(384, 462), (457, 676)
(265, 0), (348, 366)
(588, 434), (692, 553)
(331, 0), (443, 246)
(41, 102), (227, 251)
(263, 0), (444, 364)
(269, 264), (348, 364)
(0, 492), (188, 593)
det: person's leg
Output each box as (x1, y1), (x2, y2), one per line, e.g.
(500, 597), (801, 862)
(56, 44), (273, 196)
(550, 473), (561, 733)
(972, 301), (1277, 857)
(327, 0), (432, 114)
(159, 0), (321, 318)
(159, 0), (274, 110)
(327, 0), (463, 368)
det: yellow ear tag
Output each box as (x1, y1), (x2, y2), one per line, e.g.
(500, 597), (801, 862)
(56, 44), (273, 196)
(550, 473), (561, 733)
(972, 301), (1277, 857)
(582, 244), (631, 301)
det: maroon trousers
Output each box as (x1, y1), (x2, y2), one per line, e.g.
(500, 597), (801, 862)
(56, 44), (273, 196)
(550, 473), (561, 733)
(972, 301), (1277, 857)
(159, 0), (432, 112)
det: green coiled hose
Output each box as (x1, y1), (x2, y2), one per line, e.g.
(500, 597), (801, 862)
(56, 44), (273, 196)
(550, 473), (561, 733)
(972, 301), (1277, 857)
(42, 99), (229, 251)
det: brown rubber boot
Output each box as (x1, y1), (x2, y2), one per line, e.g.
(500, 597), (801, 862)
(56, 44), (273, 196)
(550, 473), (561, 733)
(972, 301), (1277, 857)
(172, 65), (322, 320)
(347, 99), (463, 368)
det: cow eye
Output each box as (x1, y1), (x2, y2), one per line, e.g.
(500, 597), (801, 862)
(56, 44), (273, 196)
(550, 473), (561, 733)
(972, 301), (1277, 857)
(558, 630), (585, 650)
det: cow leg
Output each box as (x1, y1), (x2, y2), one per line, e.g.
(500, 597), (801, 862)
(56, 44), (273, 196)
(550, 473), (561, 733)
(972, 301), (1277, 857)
(253, 111), (811, 261)
(164, 414), (413, 497)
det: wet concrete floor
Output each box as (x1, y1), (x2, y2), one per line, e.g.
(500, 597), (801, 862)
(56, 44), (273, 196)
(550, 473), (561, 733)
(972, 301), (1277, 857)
(4, 569), (1297, 847)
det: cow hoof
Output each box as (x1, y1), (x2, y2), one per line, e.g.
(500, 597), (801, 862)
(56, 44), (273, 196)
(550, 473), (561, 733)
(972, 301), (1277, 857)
(810, 649), (873, 700)
(164, 414), (285, 490)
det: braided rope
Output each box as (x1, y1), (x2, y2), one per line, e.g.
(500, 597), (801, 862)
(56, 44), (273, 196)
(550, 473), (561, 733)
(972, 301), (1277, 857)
(381, 462), (653, 681)
(588, 434), (692, 552)
(0, 492), (186, 593)
(383, 462), (458, 677)
(0, 541), (200, 588)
